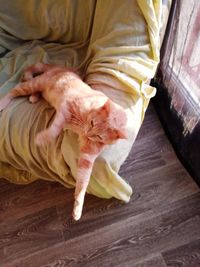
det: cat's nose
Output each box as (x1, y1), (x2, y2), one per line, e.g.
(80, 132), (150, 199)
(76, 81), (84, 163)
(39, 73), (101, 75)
(84, 125), (92, 136)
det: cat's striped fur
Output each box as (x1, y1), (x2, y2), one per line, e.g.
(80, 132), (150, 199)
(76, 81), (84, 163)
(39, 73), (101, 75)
(0, 63), (128, 220)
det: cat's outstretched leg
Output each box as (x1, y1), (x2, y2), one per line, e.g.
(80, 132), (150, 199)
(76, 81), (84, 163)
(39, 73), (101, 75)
(9, 75), (45, 99)
(72, 146), (104, 221)
(0, 76), (44, 111)
(0, 89), (39, 111)
(73, 153), (96, 220)
(0, 93), (13, 111)
(22, 63), (52, 104)
(35, 110), (68, 145)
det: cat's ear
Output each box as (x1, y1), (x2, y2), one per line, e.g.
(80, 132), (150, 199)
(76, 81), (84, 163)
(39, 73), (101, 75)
(102, 99), (128, 139)
(101, 99), (111, 113)
(116, 129), (128, 139)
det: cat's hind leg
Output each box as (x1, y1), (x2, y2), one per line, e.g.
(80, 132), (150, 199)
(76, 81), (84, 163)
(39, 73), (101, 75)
(0, 93), (13, 111)
(9, 81), (39, 98)
(0, 79), (42, 111)
(22, 62), (54, 82)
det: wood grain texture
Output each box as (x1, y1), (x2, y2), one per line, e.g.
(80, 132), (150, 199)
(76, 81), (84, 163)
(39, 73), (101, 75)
(0, 180), (71, 223)
(12, 193), (200, 267)
(0, 207), (64, 266)
(163, 239), (200, 267)
(132, 254), (167, 267)
(0, 103), (199, 267)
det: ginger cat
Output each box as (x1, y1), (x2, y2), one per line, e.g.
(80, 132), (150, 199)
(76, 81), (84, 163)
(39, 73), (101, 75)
(0, 63), (128, 220)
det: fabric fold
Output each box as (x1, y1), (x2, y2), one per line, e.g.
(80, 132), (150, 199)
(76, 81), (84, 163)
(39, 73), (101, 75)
(0, 0), (163, 201)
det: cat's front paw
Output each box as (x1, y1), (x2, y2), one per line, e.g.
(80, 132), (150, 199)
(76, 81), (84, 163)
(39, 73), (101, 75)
(72, 199), (83, 221)
(35, 130), (53, 146)
(29, 93), (40, 103)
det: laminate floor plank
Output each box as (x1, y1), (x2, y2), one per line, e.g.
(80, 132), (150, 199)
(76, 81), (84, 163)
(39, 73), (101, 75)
(0, 180), (71, 223)
(120, 133), (176, 179)
(162, 239), (200, 267)
(0, 207), (64, 266)
(0, 103), (199, 267)
(56, 162), (199, 241)
(132, 254), (167, 267)
(12, 193), (200, 267)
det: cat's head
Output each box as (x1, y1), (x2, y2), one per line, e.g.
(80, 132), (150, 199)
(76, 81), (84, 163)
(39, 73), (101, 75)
(85, 100), (128, 145)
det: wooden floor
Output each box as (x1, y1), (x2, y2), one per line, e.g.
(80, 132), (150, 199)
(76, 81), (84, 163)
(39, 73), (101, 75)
(0, 103), (200, 267)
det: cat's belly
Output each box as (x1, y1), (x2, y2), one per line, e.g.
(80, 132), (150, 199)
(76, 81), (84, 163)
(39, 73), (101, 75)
(41, 79), (108, 112)
(42, 90), (60, 109)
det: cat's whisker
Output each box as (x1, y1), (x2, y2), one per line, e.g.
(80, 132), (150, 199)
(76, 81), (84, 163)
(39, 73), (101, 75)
(71, 117), (84, 127)
(68, 111), (84, 125)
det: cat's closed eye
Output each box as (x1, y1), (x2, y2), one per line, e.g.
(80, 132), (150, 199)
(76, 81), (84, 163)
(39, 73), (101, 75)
(32, 71), (44, 78)
(90, 119), (94, 127)
(96, 134), (103, 140)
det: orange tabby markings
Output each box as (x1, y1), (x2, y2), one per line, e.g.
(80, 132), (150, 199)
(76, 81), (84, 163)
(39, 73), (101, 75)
(0, 63), (128, 220)
(78, 158), (92, 169)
